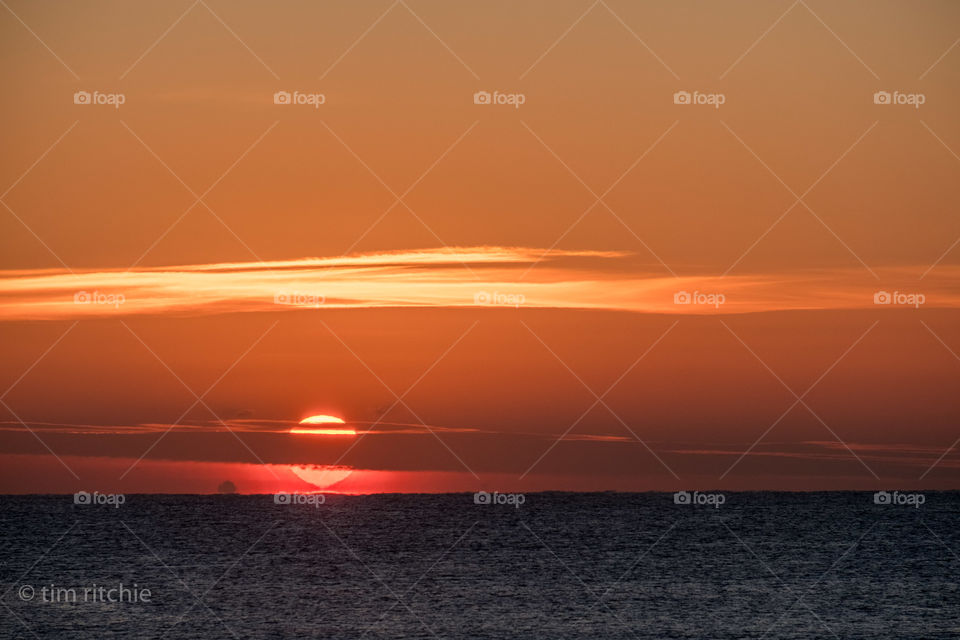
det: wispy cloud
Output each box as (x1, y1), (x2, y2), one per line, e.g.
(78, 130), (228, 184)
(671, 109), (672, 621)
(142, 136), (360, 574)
(1, 247), (956, 320)
(2, 421), (956, 480)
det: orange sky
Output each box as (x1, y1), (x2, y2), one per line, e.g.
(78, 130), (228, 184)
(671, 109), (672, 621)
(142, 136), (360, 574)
(2, 0), (959, 493)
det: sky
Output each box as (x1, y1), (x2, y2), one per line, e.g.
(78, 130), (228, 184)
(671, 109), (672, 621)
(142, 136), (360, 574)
(1, 0), (959, 493)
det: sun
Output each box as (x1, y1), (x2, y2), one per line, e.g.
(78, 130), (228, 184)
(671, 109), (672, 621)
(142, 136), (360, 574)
(289, 465), (353, 490)
(290, 414), (356, 436)
(287, 415), (356, 490)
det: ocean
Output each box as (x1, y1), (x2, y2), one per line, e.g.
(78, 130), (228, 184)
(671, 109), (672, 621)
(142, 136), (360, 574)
(1, 492), (957, 639)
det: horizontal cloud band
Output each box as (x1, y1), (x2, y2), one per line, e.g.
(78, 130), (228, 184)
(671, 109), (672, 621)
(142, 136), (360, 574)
(0, 247), (955, 320)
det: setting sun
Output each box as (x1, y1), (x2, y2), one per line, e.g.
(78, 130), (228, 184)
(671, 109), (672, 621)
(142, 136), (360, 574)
(290, 415), (356, 436)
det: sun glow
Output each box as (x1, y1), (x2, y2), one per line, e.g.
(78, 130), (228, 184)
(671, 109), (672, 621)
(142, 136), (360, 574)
(290, 415), (356, 436)
(289, 465), (353, 490)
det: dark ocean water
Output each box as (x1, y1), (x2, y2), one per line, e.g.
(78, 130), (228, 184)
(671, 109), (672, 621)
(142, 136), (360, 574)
(1, 492), (958, 639)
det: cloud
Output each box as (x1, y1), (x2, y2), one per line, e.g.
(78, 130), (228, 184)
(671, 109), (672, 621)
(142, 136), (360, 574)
(0, 246), (956, 320)
(2, 420), (956, 479)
